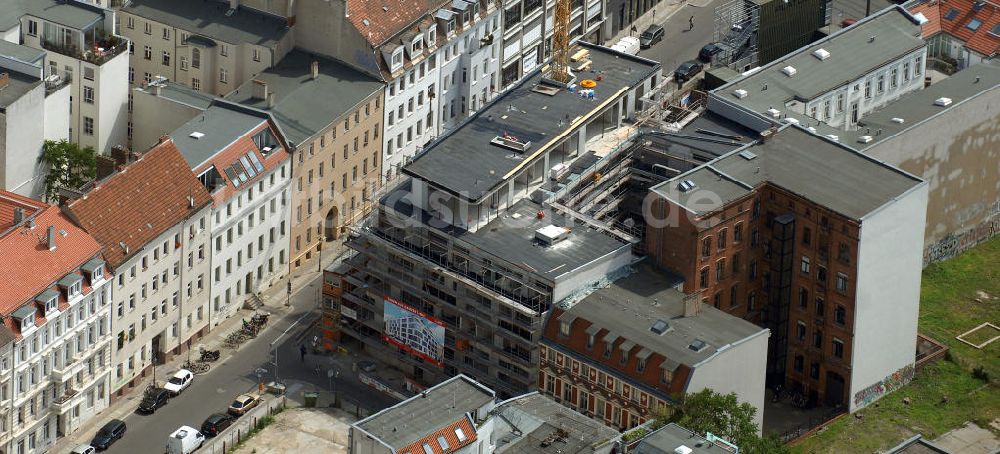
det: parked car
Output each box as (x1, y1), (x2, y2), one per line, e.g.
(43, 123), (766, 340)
(674, 60), (704, 82)
(357, 360), (377, 373)
(840, 17), (857, 27)
(165, 426), (205, 454)
(69, 445), (96, 454)
(91, 419), (126, 451)
(228, 393), (262, 416)
(163, 369), (194, 395)
(137, 387), (170, 414)
(698, 43), (723, 62)
(639, 24), (665, 48)
(201, 413), (236, 437)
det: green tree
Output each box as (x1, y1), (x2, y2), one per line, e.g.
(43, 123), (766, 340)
(40, 140), (96, 201)
(657, 389), (789, 454)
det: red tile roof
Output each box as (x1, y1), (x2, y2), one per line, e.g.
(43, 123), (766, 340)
(347, 0), (443, 46)
(911, 0), (1000, 56)
(0, 193), (101, 318)
(397, 417), (477, 454)
(64, 139), (213, 270)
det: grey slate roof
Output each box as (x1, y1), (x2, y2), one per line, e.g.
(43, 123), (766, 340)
(122, 0), (289, 47)
(403, 43), (660, 202)
(147, 81), (216, 111)
(385, 185), (632, 280)
(718, 6), (924, 121)
(0, 68), (41, 109)
(653, 126), (924, 220)
(170, 104), (267, 168)
(353, 375), (494, 449)
(633, 423), (734, 454)
(226, 50), (384, 145)
(0, 40), (46, 65)
(561, 265), (767, 367)
(848, 59), (1000, 149)
(0, 0), (105, 32)
(493, 393), (620, 454)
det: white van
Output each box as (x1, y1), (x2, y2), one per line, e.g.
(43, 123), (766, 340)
(165, 426), (205, 454)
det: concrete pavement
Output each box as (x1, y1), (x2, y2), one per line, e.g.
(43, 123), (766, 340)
(52, 244), (398, 454)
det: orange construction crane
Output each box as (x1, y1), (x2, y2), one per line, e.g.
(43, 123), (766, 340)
(551, 0), (571, 83)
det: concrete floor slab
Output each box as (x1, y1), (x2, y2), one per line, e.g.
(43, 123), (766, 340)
(932, 421), (1000, 454)
(231, 407), (356, 454)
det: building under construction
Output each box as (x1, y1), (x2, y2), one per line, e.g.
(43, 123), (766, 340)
(333, 43), (661, 397)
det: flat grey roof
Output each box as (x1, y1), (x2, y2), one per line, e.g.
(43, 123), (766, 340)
(493, 393), (620, 454)
(653, 126), (923, 220)
(848, 60), (1000, 149)
(227, 50), (384, 145)
(633, 423), (734, 454)
(403, 43), (660, 202)
(354, 375), (494, 449)
(0, 0), (105, 31)
(718, 6), (924, 122)
(122, 0), (290, 47)
(386, 185), (632, 280)
(0, 40), (45, 65)
(144, 81), (216, 111)
(0, 69), (42, 109)
(563, 265), (766, 367)
(170, 104), (267, 168)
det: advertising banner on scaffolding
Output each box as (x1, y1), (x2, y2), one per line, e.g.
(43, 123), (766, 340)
(382, 296), (445, 366)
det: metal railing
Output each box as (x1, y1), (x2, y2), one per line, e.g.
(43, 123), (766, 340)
(200, 395), (286, 454)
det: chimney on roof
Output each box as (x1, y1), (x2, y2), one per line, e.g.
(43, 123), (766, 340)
(266, 92), (276, 109)
(111, 145), (130, 167)
(229, 0), (240, 10)
(152, 82), (162, 96)
(252, 79), (269, 101)
(47, 226), (57, 251)
(0, 72), (11, 90)
(187, 195), (196, 209)
(343, 0), (349, 18)
(311, 60), (319, 80)
(683, 293), (702, 317)
(13, 207), (23, 225)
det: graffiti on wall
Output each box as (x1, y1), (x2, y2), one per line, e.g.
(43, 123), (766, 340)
(924, 200), (1000, 265)
(853, 364), (915, 409)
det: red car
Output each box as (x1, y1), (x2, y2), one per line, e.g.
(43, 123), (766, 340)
(841, 18), (858, 28)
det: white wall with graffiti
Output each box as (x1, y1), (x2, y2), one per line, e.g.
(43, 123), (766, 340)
(849, 181), (927, 412)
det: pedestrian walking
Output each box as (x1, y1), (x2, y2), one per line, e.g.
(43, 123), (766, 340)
(688, 15), (694, 31)
(300, 344), (307, 362)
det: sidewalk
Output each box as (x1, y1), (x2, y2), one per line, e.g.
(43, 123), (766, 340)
(50, 247), (347, 453)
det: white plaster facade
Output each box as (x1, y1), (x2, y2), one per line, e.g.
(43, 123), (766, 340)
(208, 162), (291, 322)
(9, 6), (130, 154)
(0, 65), (48, 199)
(382, 2), (504, 180)
(6, 263), (113, 454)
(109, 207), (213, 393)
(799, 49), (927, 130)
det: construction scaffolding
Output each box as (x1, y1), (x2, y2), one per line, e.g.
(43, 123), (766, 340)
(713, 0), (760, 71)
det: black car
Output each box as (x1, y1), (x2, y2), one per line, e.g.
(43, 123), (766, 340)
(698, 43), (722, 62)
(674, 60), (704, 82)
(137, 387), (170, 414)
(201, 413), (235, 437)
(91, 419), (126, 451)
(639, 25), (665, 48)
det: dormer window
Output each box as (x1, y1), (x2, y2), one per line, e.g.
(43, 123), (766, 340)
(447, 19), (456, 35)
(411, 37), (423, 56)
(427, 30), (436, 47)
(82, 258), (106, 285)
(559, 321), (570, 337)
(391, 49), (403, 71)
(58, 274), (84, 299)
(12, 306), (35, 332)
(35, 289), (60, 315)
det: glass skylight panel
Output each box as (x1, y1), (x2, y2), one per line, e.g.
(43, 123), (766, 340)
(240, 156), (257, 178)
(247, 151), (265, 172)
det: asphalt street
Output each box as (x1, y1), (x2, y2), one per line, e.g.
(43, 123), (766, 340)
(638, 0), (722, 76)
(98, 276), (397, 454)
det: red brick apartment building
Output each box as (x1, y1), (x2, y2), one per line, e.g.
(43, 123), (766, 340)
(644, 126), (927, 411)
(539, 266), (769, 431)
